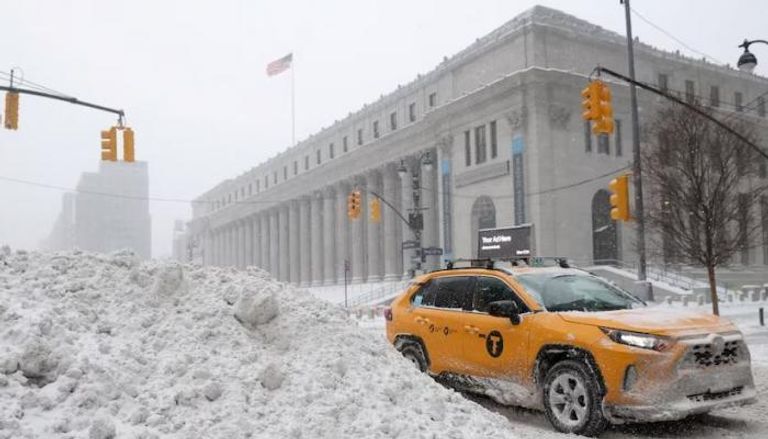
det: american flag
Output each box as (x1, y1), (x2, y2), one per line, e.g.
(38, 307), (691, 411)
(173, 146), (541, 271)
(266, 53), (293, 77)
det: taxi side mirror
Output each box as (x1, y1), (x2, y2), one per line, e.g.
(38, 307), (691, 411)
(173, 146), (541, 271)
(487, 300), (521, 325)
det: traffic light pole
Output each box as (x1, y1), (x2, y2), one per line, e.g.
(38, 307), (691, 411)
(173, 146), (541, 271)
(0, 85), (125, 121)
(622, 0), (647, 284)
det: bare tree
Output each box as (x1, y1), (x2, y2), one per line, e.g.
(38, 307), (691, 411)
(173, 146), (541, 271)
(643, 103), (766, 315)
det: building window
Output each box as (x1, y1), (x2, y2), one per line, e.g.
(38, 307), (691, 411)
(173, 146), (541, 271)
(316, 149), (321, 165)
(264, 175), (269, 189)
(304, 155), (309, 170)
(228, 194), (232, 203)
(390, 112), (397, 131)
(373, 120), (380, 138)
(256, 180), (260, 192)
(248, 183), (252, 196)
(273, 172), (277, 184)
(241, 187), (245, 197)
(735, 92), (743, 112)
(357, 128), (363, 145)
(474, 125), (487, 164)
(428, 92), (437, 107)
(490, 120), (498, 159)
(329, 143), (335, 159)
(658, 73), (669, 92)
(464, 130), (471, 166)
(615, 120), (623, 157)
(597, 134), (610, 155)
(759, 97), (766, 117)
(408, 102), (416, 122)
(234, 191), (238, 201)
(343, 136), (348, 152)
(584, 121), (592, 152)
(293, 160), (298, 175)
(283, 166), (288, 180)
(685, 80), (695, 104)
(709, 86), (720, 107)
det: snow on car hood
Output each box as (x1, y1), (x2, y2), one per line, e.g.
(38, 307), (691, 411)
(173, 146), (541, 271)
(0, 249), (521, 438)
(557, 307), (736, 336)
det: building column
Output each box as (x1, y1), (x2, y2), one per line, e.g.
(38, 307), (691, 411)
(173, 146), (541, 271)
(289, 200), (301, 284)
(236, 221), (245, 269)
(244, 218), (253, 267)
(399, 161), (416, 278)
(322, 187), (337, 285)
(382, 164), (401, 281)
(209, 230), (217, 266)
(269, 210), (279, 279)
(260, 214), (270, 272)
(217, 229), (224, 266)
(437, 139), (454, 262)
(336, 182), (350, 284)
(366, 171), (382, 283)
(421, 150), (439, 272)
(310, 192), (324, 286)
(279, 205), (289, 282)
(351, 177), (366, 283)
(225, 225), (233, 267)
(252, 216), (262, 269)
(299, 197), (311, 287)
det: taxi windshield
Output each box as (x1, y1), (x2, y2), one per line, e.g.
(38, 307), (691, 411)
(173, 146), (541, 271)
(515, 272), (645, 312)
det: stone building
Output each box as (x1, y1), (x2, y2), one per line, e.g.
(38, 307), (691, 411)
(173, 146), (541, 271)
(185, 5), (768, 285)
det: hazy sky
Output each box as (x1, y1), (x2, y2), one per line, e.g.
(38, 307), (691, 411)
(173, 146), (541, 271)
(0, 0), (765, 258)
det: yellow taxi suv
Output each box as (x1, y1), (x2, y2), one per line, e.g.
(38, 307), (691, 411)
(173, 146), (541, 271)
(385, 258), (757, 436)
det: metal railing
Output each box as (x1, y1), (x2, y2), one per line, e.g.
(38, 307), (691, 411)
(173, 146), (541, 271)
(346, 280), (409, 307)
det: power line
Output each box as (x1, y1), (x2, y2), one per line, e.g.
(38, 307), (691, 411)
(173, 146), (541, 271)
(0, 70), (73, 99)
(630, 7), (724, 65)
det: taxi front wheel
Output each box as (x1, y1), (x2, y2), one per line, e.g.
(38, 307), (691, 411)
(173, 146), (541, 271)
(543, 360), (607, 437)
(399, 343), (428, 373)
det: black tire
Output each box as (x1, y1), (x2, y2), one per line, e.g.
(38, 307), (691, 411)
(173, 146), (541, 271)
(398, 342), (428, 373)
(542, 359), (608, 437)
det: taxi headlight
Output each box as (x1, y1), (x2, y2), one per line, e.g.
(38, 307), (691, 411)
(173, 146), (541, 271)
(601, 328), (672, 351)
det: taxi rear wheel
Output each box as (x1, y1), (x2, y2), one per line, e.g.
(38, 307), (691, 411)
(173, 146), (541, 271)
(399, 343), (428, 373)
(543, 360), (607, 437)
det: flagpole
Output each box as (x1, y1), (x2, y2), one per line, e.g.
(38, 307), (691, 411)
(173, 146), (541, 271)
(291, 55), (295, 147)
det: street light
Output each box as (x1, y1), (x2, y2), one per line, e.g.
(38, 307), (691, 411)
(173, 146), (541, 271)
(737, 39), (768, 73)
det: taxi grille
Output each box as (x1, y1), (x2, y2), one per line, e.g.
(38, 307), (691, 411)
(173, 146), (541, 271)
(690, 340), (741, 367)
(687, 386), (743, 403)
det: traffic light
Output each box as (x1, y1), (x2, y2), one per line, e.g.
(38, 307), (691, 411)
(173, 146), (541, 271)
(593, 82), (615, 135)
(4, 92), (19, 130)
(347, 190), (362, 220)
(581, 81), (601, 122)
(609, 174), (631, 221)
(101, 127), (117, 161)
(370, 197), (381, 223)
(123, 127), (135, 162)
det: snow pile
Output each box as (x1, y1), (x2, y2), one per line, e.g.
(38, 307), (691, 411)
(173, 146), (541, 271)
(0, 250), (520, 438)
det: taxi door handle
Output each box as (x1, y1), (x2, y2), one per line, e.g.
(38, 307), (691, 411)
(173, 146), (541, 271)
(415, 317), (431, 325)
(464, 325), (480, 334)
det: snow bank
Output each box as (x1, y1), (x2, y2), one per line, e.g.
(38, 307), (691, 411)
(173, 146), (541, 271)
(0, 250), (520, 438)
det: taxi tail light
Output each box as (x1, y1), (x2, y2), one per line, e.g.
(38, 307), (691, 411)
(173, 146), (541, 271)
(384, 307), (393, 321)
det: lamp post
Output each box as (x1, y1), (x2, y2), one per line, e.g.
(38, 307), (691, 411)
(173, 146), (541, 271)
(737, 39), (768, 73)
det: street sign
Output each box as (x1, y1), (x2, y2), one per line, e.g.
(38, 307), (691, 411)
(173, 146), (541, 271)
(477, 224), (533, 259)
(402, 240), (419, 250)
(422, 247), (443, 256)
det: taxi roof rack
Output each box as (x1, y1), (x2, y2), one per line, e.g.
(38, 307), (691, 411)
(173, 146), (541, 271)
(443, 256), (570, 270)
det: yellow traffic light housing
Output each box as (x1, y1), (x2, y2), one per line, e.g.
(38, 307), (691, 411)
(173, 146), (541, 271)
(370, 197), (381, 223)
(4, 91), (19, 130)
(101, 127), (118, 161)
(347, 190), (362, 220)
(581, 81), (601, 122)
(123, 127), (135, 162)
(609, 174), (631, 221)
(593, 82), (615, 135)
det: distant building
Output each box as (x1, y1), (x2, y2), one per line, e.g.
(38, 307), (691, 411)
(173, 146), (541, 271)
(184, 5), (768, 285)
(44, 161), (151, 258)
